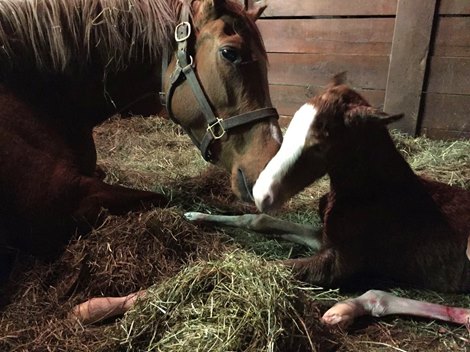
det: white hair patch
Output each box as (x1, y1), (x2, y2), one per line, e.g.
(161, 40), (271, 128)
(253, 103), (317, 210)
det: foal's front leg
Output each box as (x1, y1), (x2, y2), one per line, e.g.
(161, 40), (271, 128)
(184, 212), (322, 250)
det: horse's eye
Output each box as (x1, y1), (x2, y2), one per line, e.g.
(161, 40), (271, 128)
(220, 47), (241, 64)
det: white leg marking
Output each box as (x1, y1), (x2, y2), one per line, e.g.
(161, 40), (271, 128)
(322, 290), (470, 328)
(253, 103), (317, 211)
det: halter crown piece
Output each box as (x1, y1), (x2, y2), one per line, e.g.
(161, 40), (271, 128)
(159, 0), (279, 162)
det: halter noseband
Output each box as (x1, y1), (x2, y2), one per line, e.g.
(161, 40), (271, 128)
(159, 1), (279, 162)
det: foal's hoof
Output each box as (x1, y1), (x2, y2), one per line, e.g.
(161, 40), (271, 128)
(184, 212), (208, 223)
(321, 301), (358, 328)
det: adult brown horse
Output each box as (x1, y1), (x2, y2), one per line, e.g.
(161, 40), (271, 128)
(0, 0), (281, 277)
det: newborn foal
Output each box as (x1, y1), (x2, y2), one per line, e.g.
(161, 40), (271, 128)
(186, 75), (470, 327)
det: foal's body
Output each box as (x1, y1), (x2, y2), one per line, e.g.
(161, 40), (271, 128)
(186, 76), (470, 326)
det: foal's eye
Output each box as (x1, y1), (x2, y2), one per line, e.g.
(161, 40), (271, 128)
(220, 47), (241, 64)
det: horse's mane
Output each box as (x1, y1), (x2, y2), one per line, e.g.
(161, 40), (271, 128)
(0, 0), (266, 75)
(0, 0), (179, 73)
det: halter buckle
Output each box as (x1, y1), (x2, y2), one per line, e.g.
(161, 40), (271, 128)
(175, 22), (191, 42)
(207, 118), (226, 139)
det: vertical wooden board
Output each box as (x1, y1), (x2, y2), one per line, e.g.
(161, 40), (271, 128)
(433, 18), (470, 57)
(257, 18), (394, 55)
(262, 0), (397, 17)
(383, 0), (437, 135)
(267, 53), (389, 90)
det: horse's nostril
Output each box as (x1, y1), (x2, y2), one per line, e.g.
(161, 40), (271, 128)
(237, 168), (254, 202)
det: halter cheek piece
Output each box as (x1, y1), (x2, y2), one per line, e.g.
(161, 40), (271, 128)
(159, 1), (279, 162)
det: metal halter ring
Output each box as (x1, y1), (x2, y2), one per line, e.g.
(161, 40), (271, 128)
(176, 55), (194, 69)
(207, 118), (226, 139)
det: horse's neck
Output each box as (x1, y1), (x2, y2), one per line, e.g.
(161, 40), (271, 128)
(328, 129), (419, 198)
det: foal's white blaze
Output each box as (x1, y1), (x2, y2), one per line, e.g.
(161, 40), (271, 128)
(253, 103), (317, 211)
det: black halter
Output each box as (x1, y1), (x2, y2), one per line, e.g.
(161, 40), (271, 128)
(159, 1), (279, 162)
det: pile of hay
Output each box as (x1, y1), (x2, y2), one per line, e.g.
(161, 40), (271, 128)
(116, 251), (312, 351)
(0, 116), (469, 352)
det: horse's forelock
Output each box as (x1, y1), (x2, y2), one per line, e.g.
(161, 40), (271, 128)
(0, 0), (179, 73)
(221, 0), (267, 60)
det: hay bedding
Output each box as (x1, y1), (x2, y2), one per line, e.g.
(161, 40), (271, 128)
(1, 116), (469, 352)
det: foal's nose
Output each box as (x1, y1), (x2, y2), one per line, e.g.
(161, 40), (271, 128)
(252, 179), (276, 212)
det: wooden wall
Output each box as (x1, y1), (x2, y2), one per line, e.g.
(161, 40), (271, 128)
(253, 0), (470, 139)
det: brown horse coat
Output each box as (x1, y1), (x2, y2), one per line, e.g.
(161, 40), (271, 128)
(0, 0), (281, 276)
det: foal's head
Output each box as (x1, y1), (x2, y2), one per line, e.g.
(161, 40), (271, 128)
(165, 0), (282, 202)
(253, 74), (403, 212)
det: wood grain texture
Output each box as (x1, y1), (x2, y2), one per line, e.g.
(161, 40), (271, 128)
(433, 18), (470, 57)
(421, 93), (470, 134)
(427, 57), (470, 95)
(383, 0), (437, 135)
(439, 0), (470, 15)
(270, 84), (386, 117)
(258, 18), (394, 55)
(262, 0), (397, 17)
(267, 53), (389, 89)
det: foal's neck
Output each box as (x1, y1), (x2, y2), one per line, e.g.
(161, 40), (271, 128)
(328, 127), (418, 198)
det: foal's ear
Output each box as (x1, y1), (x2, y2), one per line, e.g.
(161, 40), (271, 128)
(246, 1), (267, 21)
(373, 112), (405, 125)
(328, 71), (348, 87)
(346, 107), (404, 126)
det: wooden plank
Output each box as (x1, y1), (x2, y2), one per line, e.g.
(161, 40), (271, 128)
(427, 57), (470, 95)
(258, 18), (394, 55)
(383, 0), (437, 135)
(262, 0), (397, 17)
(439, 0), (470, 15)
(421, 93), (470, 135)
(270, 84), (386, 117)
(267, 53), (389, 90)
(421, 128), (470, 140)
(433, 18), (470, 57)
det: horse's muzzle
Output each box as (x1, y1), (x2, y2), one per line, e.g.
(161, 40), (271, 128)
(237, 168), (254, 203)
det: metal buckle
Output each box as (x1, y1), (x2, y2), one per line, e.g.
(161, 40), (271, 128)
(207, 118), (226, 139)
(175, 22), (191, 42)
(176, 55), (194, 69)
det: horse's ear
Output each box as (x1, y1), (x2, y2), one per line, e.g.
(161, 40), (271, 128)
(246, 1), (267, 21)
(192, 0), (223, 29)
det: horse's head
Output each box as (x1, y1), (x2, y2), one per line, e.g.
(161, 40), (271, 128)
(253, 74), (403, 212)
(162, 0), (282, 202)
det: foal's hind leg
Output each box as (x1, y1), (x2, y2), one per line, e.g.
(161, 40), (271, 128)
(322, 290), (470, 328)
(74, 176), (168, 222)
(184, 212), (322, 250)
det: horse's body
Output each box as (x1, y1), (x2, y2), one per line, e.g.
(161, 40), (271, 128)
(0, 0), (281, 271)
